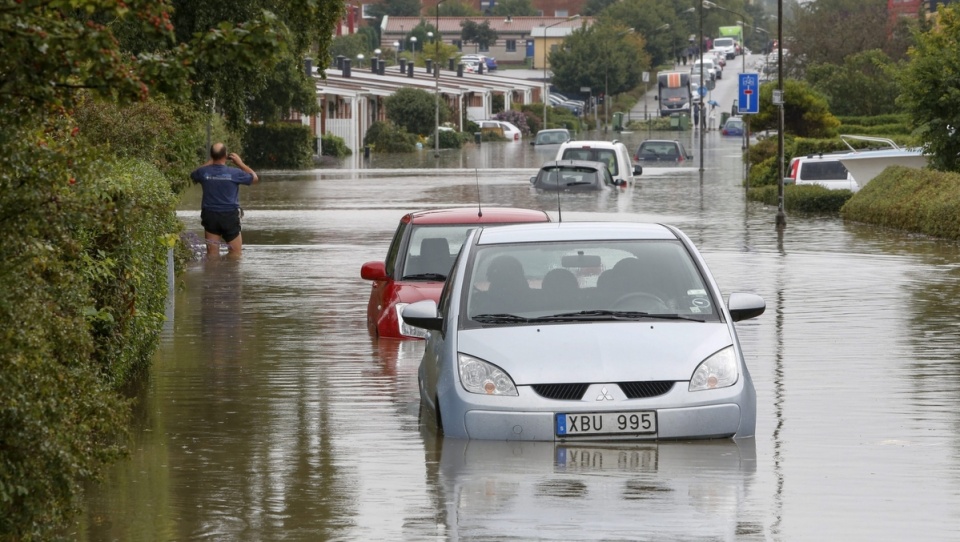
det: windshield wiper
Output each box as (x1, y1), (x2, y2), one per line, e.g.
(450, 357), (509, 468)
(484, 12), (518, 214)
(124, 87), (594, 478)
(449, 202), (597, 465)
(530, 310), (706, 322)
(472, 313), (530, 324)
(401, 273), (446, 281)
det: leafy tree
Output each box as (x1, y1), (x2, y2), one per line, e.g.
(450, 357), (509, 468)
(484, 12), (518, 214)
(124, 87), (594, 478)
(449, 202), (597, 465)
(330, 33), (376, 65)
(597, 0), (695, 68)
(460, 20), (499, 52)
(439, 1), (482, 16)
(491, 0), (537, 17)
(898, 4), (960, 172)
(750, 79), (840, 138)
(406, 20), (439, 52)
(385, 88), (451, 136)
(582, 0), (618, 16)
(368, 0), (422, 18)
(550, 24), (648, 99)
(785, 0), (889, 76)
(165, 0), (344, 130)
(806, 50), (903, 117)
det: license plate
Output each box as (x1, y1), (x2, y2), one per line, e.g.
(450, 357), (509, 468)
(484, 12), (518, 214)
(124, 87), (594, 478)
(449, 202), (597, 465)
(555, 411), (657, 437)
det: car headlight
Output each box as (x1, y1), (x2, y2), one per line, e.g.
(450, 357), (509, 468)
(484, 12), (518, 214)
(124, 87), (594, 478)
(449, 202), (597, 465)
(395, 303), (428, 339)
(689, 346), (739, 391)
(458, 354), (518, 396)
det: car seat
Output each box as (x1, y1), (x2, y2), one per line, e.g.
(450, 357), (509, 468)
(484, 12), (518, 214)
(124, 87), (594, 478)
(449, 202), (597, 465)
(540, 268), (580, 311)
(472, 254), (530, 315)
(412, 237), (452, 276)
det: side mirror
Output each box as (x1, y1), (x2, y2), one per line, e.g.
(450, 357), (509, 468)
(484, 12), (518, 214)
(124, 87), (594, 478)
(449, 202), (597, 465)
(530, 140), (536, 146)
(530, 176), (537, 184)
(402, 300), (443, 331)
(360, 261), (388, 281)
(633, 165), (643, 176)
(654, 95), (659, 101)
(727, 293), (766, 322)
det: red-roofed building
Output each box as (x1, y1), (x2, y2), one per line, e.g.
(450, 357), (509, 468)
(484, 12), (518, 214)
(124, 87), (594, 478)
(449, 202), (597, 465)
(888, 0), (957, 26)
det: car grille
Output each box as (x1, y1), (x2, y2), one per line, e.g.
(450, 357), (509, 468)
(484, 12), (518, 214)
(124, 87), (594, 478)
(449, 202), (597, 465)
(531, 381), (675, 400)
(619, 381), (674, 399)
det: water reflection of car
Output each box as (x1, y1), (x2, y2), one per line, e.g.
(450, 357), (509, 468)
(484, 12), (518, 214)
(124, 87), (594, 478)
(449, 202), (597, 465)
(634, 139), (692, 164)
(531, 128), (571, 146)
(402, 221), (765, 440)
(360, 207), (550, 340)
(721, 116), (745, 137)
(427, 437), (757, 540)
(529, 160), (623, 191)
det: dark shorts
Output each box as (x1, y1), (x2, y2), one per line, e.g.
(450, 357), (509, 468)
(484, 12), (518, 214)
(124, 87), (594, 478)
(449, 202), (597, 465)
(201, 209), (242, 242)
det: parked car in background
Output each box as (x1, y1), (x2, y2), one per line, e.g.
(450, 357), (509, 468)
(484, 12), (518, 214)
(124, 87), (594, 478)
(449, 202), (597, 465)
(692, 58), (720, 80)
(478, 120), (522, 141)
(360, 207), (550, 339)
(786, 154), (859, 192)
(529, 160), (623, 191)
(401, 221), (766, 440)
(548, 94), (583, 116)
(555, 140), (642, 185)
(721, 116), (745, 137)
(634, 139), (692, 164)
(460, 54), (497, 71)
(532, 128), (571, 146)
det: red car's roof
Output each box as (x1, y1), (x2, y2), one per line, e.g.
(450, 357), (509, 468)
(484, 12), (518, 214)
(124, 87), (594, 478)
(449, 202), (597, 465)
(404, 207), (550, 226)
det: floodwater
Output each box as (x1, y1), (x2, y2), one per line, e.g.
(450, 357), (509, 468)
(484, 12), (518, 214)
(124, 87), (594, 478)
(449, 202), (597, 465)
(78, 127), (960, 541)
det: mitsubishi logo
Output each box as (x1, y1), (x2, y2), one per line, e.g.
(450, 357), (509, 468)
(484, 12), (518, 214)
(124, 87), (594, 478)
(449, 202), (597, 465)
(596, 387), (614, 401)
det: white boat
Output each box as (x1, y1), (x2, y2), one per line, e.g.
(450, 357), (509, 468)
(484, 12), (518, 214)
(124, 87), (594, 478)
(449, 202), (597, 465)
(838, 135), (928, 189)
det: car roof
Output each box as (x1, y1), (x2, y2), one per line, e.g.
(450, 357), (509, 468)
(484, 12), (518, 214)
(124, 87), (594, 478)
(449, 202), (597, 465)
(538, 159), (606, 170)
(475, 222), (678, 245)
(405, 207), (550, 225)
(558, 140), (625, 150)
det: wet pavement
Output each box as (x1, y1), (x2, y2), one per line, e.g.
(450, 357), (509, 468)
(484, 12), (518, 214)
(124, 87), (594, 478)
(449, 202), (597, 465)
(77, 84), (960, 541)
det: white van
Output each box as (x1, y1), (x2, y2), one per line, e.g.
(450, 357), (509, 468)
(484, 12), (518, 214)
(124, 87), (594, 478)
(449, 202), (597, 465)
(555, 140), (642, 186)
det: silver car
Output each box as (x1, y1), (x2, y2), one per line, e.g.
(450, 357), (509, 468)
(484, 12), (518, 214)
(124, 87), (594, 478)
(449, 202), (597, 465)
(403, 222), (765, 442)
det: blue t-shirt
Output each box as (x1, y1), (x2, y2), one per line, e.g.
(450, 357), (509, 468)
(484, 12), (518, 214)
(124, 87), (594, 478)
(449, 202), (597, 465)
(190, 164), (254, 212)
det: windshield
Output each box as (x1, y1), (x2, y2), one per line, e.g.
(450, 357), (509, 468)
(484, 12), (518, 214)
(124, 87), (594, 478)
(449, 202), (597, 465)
(463, 240), (718, 326)
(401, 225), (474, 279)
(714, 38), (734, 48)
(536, 166), (601, 189)
(560, 148), (619, 176)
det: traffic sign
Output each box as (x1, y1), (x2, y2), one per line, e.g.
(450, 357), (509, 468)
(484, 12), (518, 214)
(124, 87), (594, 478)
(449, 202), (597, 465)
(738, 73), (759, 114)
(698, 86), (707, 97)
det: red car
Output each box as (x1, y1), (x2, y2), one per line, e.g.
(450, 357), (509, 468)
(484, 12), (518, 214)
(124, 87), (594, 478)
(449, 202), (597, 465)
(361, 207), (551, 339)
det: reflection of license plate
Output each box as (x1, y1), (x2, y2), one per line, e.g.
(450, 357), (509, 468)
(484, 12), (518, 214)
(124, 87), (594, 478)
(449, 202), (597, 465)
(556, 411), (657, 437)
(556, 445), (658, 472)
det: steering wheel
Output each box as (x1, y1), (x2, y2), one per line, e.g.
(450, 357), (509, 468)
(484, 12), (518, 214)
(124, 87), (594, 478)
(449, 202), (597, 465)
(611, 292), (669, 313)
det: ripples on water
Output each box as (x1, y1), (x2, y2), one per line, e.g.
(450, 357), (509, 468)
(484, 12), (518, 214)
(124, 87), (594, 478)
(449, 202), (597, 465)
(79, 133), (960, 541)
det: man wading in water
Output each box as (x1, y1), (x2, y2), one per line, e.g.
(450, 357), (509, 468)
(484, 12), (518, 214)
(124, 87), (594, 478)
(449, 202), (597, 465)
(190, 143), (259, 257)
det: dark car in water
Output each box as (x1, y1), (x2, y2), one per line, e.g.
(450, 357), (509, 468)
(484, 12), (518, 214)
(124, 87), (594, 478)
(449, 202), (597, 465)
(634, 139), (693, 164)
(530, 160), (624, 192)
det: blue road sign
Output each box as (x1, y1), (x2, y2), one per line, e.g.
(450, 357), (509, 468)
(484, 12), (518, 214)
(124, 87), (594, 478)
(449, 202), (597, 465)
(738, 73), (760, 114)
(698, 86), (707, 97)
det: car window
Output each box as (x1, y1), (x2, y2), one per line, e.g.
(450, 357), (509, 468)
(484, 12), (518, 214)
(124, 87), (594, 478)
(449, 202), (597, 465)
(402, 225), (474, 278)
(560, 148), (618, 176)
(538, 166), (599, 188)
(463, 240), (717, 324)
(385, 219), (408, 277)
(800, 160), (849, 181)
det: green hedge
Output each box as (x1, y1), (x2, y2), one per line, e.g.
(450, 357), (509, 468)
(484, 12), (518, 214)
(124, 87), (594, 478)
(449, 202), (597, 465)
(320, 133), (352, 158)
(0, 126), (178, 538)
(242, 122), (314, 169)
(841, 166), (960, 240)
(747, 184), (854, 213)
(363, 121), (418, 152)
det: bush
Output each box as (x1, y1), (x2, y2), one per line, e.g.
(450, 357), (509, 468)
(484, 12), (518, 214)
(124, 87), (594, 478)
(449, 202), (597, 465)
(242, 123), (314, 169)
(0, 117), (178, 537)
(494, 109), (536, 136)
(747, 184), (853, 213)
(364, 121), (418, 152)
(428, 129), (466, 149)
(841, 166), (960, 240)
(73, 94), (213, 194)
(385, 87), (450, 136)
(320, 133), (352, 157)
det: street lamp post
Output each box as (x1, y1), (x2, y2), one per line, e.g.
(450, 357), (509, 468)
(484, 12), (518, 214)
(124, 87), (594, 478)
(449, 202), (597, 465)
(541, 15), (580, 128)
(434, 0), (445, 158)
(356, 53), (364, 68)
(698, 0), (704, 172)
(410, 36), (417, 64)
(393, 41), (399, 64)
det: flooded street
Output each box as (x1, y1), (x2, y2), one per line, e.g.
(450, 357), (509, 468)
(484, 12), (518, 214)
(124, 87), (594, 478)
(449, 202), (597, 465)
(79, 129), (960, 541)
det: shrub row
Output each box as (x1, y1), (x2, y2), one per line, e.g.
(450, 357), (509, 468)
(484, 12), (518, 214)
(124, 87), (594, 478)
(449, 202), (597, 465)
(841, 166), (960, 240)
(0, 127), (179, 538)
(747, 184), (854, 213)
(242, 123), (314, 169)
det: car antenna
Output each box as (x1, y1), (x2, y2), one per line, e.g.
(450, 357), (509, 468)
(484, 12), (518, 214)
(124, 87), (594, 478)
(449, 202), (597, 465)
(475, 168), (483, 217)
(556, 170), (563, 223)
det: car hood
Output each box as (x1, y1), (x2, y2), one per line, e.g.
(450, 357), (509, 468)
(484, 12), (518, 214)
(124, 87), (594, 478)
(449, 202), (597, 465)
(395, 281), (444, 304)
(457, 322), (734, 383)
